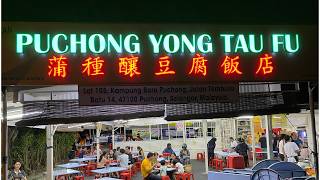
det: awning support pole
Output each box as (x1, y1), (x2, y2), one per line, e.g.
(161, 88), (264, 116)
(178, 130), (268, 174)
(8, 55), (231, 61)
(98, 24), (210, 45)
(96, 123), (101, 161)
(1, 87), (8, 180)
(265, 115), (273, 159)
(46, 125), (55, 180)
(251, 118), (256, 165)
(202, 120), (208, 174)
(308, 82), (318, 179)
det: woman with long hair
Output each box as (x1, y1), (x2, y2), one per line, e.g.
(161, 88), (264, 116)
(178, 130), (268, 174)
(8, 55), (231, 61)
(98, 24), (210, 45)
(8, 160), (27, 180)
(97, 151), (108, 168)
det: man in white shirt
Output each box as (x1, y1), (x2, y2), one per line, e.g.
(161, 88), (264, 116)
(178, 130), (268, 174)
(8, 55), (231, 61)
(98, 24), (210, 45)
(284, 135), (300, 163)
(172, 159), (184, 174)
(278, 134), (286, 161)
(117, 149), (129, 168)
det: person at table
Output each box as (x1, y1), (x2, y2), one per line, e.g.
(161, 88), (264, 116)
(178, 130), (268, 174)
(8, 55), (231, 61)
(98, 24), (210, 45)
(179, 143), (190, 165)
(159, 160), (167, 177)
(136, 133), (144, 141)
(235, 138), (250, 167)
(8, 160), (27, 180)
(169, 153), (180, 164)
(284, 135), (300, 163)
(85, 133), (93, 145)
(291, 132), (303, 149)
(92, 146), (102, 156)
(108, 149), (116, 160)
(163, 143), (176, 156)
(79, 146), (87, 158)
(229, 137), (238, 150)
(278, 134), (286, 161)
(141, 152), (161, 180)
(208, 137), (217, 161)
(259, 133), (267, 149)
(125, 146), (134, 164)
(118, 148), (129, 168)
(97, 151), (108, 168)
(172, 159), (184, 174)
(137, 146), (145, 160)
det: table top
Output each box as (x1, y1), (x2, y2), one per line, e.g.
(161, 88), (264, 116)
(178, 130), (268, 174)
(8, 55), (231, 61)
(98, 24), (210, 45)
(70, 157), (96, 162)
(56, 163), (87, 169)
(154, 167), (176, 172)
(98, 178), (122, 180)
(215, 151), (239, 157)
(157, 157), (165, 162)
(83, 155), (97, 159)
(53, 169), (80, 176)
(91, 167), (128, 174)
(109, 162), (119, 166)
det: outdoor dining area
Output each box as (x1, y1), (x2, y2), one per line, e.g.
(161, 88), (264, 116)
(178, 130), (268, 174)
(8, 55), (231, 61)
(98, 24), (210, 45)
(51, 145), (196, 180)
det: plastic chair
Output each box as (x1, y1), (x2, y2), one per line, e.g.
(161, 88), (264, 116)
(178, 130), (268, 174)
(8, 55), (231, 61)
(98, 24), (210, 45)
(175, 173), (195, 180)
(135, 161), (141, 170)
(161, 175), (170, 180)
(84, 164), (95, 176)
(255, 148), (264, 160)
(120, 172), (131, 180)
(197, 153), (204, 160)
(216, 159), (224, 170)
(73, 176), (84, 180)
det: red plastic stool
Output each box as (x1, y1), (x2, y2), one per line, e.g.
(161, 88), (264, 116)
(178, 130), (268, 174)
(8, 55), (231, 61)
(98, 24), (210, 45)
(120, 172), (131, 180)
(73, 176), (84, 180)
(197, 153), (204, 160)
(216, 159), (224, 171)
(175, 173), (193, 180)
(209, 159), (218, 168)
(135, 161), (141, 170)
(85, 165), (95, 176)
(161, 175), (170, 180)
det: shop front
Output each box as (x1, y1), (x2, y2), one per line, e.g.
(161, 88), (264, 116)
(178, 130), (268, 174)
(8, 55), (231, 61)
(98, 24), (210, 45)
(2, 22), (318, 179)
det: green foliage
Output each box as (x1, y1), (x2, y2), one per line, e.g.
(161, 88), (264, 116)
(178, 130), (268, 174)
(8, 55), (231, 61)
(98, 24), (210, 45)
(8, 127), (76, 176)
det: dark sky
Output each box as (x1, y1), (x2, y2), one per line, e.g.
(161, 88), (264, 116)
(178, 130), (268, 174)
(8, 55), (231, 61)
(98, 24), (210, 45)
(2, 0), (318, 24)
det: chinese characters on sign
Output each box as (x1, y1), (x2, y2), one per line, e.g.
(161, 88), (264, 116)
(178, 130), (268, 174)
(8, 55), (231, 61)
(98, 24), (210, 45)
(82, 57), (105, 76)
(189, 54), (208, 76)
(48, 56), (68, 78)
(155, 56), (176, 76)
(47, 54), (274, 79)
(221, 56), (242, 75)
(119, 56), (141, 77)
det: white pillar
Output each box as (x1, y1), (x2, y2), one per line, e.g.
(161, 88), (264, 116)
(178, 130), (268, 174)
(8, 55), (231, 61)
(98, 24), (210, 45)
(168, 124), (171, 141)
(149, 125), (152, 141)
(112, 126), (115, 149)
(124, 126), (126, 142)
(46, 125), (54, 180)
(202, 120), (208, 174)
(251, 119), (256, 165)
(265, 115), (273, 159)
(183, 121), (186, 143)
(96, 123), (101, 161)
(160, 125), (163, 140)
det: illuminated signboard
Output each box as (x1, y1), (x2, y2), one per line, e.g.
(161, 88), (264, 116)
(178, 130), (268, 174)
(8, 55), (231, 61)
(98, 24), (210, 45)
(2, 22), (317, 85)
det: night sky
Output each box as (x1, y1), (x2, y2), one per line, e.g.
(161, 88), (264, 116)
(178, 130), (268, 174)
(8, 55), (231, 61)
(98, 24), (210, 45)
(2, 0), (318, 24)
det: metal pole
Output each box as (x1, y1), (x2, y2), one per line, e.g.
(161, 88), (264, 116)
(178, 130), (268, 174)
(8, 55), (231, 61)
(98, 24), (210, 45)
(149, 125), (152, 141)
(46, 125), (54, 180)
(168, 124), (170, 141)
(265, 115), (273, 159)
(183, 121), (186, 144)
(112, 126), (115, 150)
(308, 82), (318, 178)
(202, 120), (209, 174)
(251, 118), (256, 165)
(1, 87), (8, 180)
(96, 123), (101, 161)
